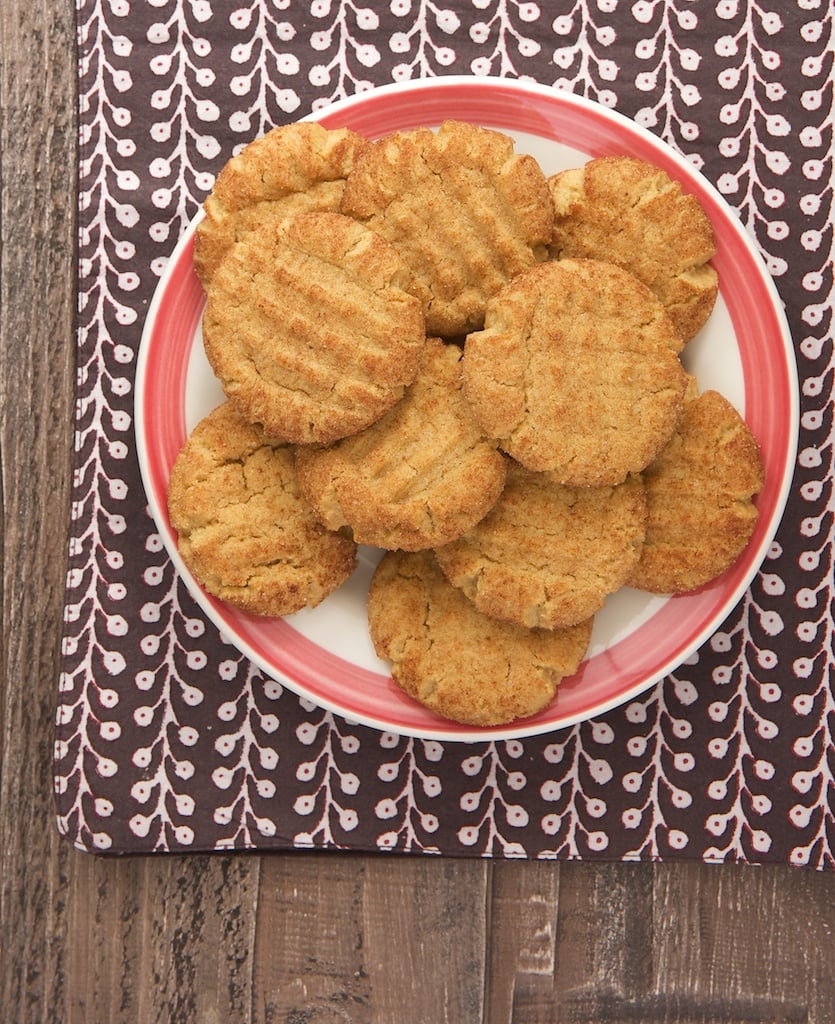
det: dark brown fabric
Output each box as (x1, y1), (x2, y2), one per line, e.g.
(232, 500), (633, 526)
(57, 0), (834, 866)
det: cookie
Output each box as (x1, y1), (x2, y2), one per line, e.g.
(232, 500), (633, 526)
(202, 210), (426, 445)
(368, 550), (593, 727)
(193, 122), (368, 285)
(167, 401), (357, 617)
(340, 119), (553, 336)
(295, 337), (507, 551)
(435, 460), (647, 629)
(462, 258), (688, 485)
(626, 389), (765, 593)
(548, 155), (718, 343)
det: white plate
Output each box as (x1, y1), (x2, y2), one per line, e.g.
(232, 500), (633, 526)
(135, 77), (798, 742)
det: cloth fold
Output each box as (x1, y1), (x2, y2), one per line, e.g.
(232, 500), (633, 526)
(57, 0), (834, 867)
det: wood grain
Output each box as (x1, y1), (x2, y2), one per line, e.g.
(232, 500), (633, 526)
(1, 3), (834, 1024)
(1, 0), (79, 1019)
(251, 854), (489, 1023)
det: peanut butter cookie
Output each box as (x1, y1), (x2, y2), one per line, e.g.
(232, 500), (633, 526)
(627, 389), (764, 593)
(368, 550), (592, 727)
(435, 460), (647, 629)
(548, 155), (718, 343)
(167, 402), (358, 617)
(341, 120), (553, 336)
(194, 122), (368, 285)
(202, 210), (426, 445)
(462, 258), (688, 485)
(295, 337), (506, 551)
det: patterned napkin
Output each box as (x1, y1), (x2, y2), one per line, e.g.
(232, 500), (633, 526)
(56, 0), (834, 866)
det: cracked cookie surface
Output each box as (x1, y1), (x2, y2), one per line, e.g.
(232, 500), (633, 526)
(295, 337), (507, 551)
(193, 122), (368, 286)
(167, 401), (357, 617)
(202, 210), (426, 445)
(627, 389), (764, 593)
(435, 460), (647, 629)
(340, 119), (553, 336)
(368, 549), (593, 726)
(462, 257), (688, 485)
(548, 155), (718, 343)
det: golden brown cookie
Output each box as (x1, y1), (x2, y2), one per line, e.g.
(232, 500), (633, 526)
(626, 389), (764, 593)
(295, 337), (507, 551)
(548, 155), (718, 343)
(462, 258), (688, 485)
(202, 210), (426, 445)
(193, 122), (368, 285)
(340, 119), (553, 336)
(435, 460), (647, 629)
(368, 550), (593, 727)
(167, 401), (357, 617)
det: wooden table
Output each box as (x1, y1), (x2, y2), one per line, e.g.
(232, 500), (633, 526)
(2, 3), (833, 1022)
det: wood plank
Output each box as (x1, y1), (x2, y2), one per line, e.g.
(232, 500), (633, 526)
(252, 853), (489, 1023)
(252, 853), (372, 1022)
(0, 0), (80, 1021)
(547, 862), (656, 1021)
(360, 856), (488, 1022)
(62, 853), (259, 1024)
(483, 859), (561, 1022)
(550, 862), (833, 1023)
(651, 863), (832, 1021)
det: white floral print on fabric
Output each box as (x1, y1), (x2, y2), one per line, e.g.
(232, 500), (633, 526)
(58, 0), (834, 865)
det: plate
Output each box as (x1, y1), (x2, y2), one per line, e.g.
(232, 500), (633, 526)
(135, 76), (798, 742)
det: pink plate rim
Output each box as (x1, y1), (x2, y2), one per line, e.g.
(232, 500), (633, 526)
(135, 76), (799, 743)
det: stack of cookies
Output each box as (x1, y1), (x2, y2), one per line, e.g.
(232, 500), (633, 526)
(167, 119), (764, 728)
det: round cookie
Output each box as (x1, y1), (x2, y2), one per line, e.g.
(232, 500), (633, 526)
(462, 258), (688, 485)
(368, 550), (593, 727)
(340, 119), (553, 336)
(202, 210), (426, 445)
(193, 122), (368, 285)
(626, 389), (764, 593)
(548, 155), (718, 343)
(295, 337), (507, 551)
(435, 460), (647, 629)
(167, 401), (357, 617)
